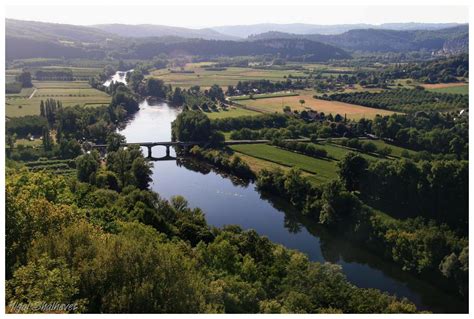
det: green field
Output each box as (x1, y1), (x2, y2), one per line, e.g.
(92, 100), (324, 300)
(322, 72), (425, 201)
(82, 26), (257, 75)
(149, 63), (308, 89)
(205, 106), (261, 119)
(230, 92), (299, 101)
(6, 81), (111, 117)
(330, 139), (418, 158)
(425, 84), (469, 95)
(231, 144), (339, 184)
(5, 87), (36, 98)
(14, 138), (43, 147)
(231, 142), (397, 185)
(6, 65), (102, 81)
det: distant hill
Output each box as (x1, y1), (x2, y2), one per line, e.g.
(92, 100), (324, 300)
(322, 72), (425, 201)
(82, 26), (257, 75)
(5, 19), (350, 61)
(6, 19), (116, 43)
(93, 24), (238, 41)
(212, 22), (463, 38)
(6, 19), (117, 60)
(248, 25), (469, 54)
(128, 38), (351, 61)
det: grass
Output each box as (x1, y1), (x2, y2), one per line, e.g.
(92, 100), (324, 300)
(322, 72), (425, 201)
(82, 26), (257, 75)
(366, 140), (418, 157)
(149, 64), (308, 89)
(231, 141), (401, 185)
(205, 106), (262, 119)
(230, 92), (299, 101)
(32, 81), (92, 89)
(6, 81), (111, 117)
(424, 84), (469, 95)
(329, 139), (418, 158)
(239, 90), (396, 120)
(231, 144), (341, 184)
(15, 138), (42, 147)
(5, 87), (36, 98)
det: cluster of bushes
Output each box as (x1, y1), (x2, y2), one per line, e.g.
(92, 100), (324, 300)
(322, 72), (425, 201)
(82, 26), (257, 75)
(226, 79), (306, 96)
(169, 85), (225, 109)
(340, 138), (392, 156)
(255, 166), (468, 296)
(7, 138), (83, 162)
(211, 114), (290, 132)
(189, 146), (255, 180)
(6, 115), (48, 138)
(5, 82), (23, 94)
(272, 140), (328, 159)
(228, 120), (354, 141)
(319, 88), (468, 112)
(371, 112), (468, 159)
(35, 69), (74, 81)
(172, 111), (224, 145)
(75, 144), (152, 191)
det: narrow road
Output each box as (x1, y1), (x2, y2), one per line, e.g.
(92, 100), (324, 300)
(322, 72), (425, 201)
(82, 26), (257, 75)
(28, 88), (37, 99)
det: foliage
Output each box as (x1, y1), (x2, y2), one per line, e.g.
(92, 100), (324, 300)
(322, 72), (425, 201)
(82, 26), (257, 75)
(189, 146), (255, 180)
(5, 167), (420, 313)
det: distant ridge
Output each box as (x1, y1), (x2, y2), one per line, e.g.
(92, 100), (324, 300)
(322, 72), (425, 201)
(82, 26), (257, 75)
(247, 25), (469, 54)
(211, 22), (464, 38)
(93, 24), (239, 41)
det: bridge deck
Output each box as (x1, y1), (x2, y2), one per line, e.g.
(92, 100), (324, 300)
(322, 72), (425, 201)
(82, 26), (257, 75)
(91, 138), (311, 148)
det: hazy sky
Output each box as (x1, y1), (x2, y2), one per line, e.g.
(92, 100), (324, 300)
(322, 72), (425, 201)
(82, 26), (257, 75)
(5, 5), (469, 28)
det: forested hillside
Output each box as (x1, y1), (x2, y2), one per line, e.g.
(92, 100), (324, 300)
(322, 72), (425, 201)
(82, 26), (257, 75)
(249, 25), (469, 53)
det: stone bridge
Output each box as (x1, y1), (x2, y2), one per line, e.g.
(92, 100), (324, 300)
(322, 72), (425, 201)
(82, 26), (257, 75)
(90, 138), (311, 160)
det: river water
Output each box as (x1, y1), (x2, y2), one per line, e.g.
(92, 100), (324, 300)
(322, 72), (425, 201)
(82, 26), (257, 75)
(108, 73), (465, 313)
(103, 69), (133, 87)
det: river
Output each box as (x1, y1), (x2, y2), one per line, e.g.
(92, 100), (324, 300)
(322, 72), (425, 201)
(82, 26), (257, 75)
(107, 73), (465, 313)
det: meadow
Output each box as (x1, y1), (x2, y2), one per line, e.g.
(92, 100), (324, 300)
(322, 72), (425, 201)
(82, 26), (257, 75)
(231, 142), (384, 185)
(205, 106), (262, 119)
(230, 138), (417, 185)
(423, 83), (469, 95)
(239, 90), (396, 119)
(6, 81), (111, 117)
(229, 91), (299, 101)
(149, 63), (308, 89)
(6, 65), (103, 81)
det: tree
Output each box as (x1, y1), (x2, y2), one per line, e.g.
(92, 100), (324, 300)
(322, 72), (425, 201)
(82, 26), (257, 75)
(337, 152), (368, 191)
(6, 133), (16, 149)
(146, 78), (167, 98)
(319, 181), (362, 226)
(106, 149), (132, 187)
(59, 139), (82, 159)
(40, 101), (45, 117)
(106, 133), (126, 152)
(299, 99), (305, 108)
(76, 153), (99, 182)
(42, 127), (52, 151)
(6, 255), (85, 313)
(95, 170), (121, 191)
(131, 157), (152, 190)
(171, 87), (185, 106)
(16, 71), (33, 88)
(127, 70), (144, 92)
(207, 84), (225, 102)
(172, 111), (212, 142)
(361, 142), (377, 153)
